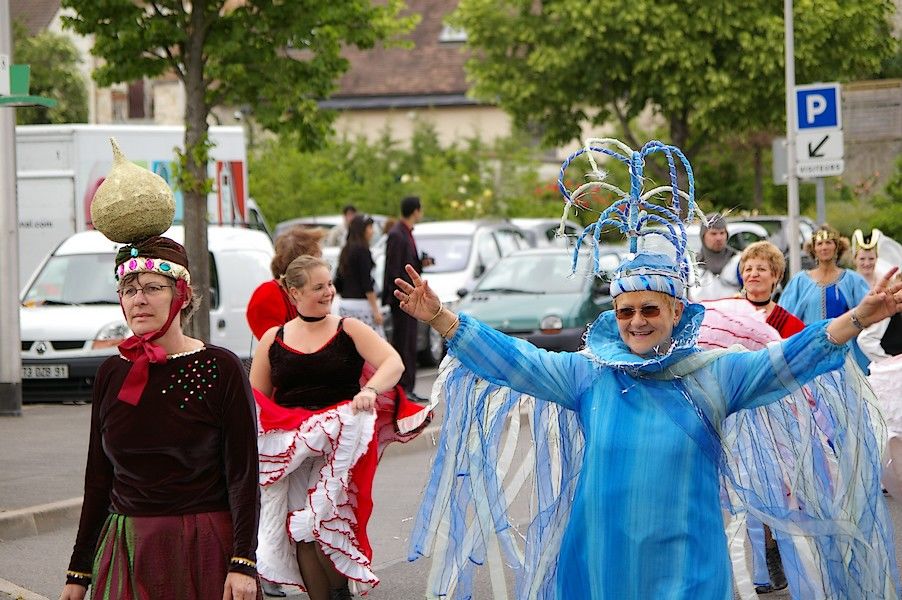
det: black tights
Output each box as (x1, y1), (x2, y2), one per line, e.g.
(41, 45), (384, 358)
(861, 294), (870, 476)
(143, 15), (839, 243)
(296, 541), (348, 600)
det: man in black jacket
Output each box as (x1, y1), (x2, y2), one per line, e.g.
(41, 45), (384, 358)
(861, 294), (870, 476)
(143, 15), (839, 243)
(382, 196), (433, 399)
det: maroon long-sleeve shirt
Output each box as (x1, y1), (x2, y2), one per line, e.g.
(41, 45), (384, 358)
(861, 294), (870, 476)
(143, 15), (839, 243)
(67, 345), (260, 577)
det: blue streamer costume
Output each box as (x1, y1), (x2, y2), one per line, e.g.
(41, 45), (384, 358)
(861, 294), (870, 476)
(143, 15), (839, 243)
(408, 140), (899, 600)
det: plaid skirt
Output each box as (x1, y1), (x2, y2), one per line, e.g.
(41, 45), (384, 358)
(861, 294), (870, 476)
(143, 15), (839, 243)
(90, 511), (261, 599)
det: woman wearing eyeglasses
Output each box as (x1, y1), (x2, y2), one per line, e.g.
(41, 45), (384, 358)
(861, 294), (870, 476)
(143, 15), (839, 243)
(60, 145), (261, 600)
(61, 238), (262, 600)
(391, 140), (901, 600)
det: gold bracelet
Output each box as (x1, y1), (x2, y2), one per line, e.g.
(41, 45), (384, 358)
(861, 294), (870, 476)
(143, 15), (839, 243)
(66, 570), (92, 580)
(427, 305), (444, 323)
(230, 556), (257, 568)
(441, 316), (460, 339)
(362, 385), (379, 395)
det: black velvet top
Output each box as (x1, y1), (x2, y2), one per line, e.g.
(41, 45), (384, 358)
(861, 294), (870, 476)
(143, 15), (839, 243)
(881, 313), (902, 357)
(67, 346), (260, 578)
(337, 244), (376, 300)
(270, 319), (364, 410)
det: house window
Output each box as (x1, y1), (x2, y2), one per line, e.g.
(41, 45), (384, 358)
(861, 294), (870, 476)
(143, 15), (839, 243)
(438, 24), (467, 44)
(128, 80), (145, 119)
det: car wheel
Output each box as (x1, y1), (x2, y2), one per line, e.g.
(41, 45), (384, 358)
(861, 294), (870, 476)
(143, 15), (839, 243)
(418, 322), (445, 366)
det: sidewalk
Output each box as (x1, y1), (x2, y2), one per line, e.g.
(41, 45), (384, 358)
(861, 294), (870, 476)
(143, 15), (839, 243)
(0, 403), (90, 536)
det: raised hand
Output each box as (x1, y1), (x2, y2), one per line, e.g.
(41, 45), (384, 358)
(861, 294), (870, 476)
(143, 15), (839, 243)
(856, 267), (902, 326)
(394, 264), (443, 322)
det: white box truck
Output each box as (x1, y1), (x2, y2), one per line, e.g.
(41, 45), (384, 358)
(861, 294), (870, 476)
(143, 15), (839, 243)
(15, 124), (261, 287)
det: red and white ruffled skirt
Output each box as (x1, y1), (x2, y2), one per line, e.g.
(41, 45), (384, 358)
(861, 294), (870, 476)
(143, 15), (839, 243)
(255, 371), (431, 594)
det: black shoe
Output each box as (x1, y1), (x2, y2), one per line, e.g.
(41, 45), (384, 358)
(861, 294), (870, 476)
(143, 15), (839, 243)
(406, 391), (430, 404)
(755, 584), (777, 594)
(765, 543), (789, 591)
(329, 587), (353, 600)
(261, 581), (287, 597)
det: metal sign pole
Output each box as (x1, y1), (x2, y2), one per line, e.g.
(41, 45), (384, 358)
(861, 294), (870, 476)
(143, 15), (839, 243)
(0, 0), (22, 415)
(784, 0), (801, 275)
(815, 177), (826, 224)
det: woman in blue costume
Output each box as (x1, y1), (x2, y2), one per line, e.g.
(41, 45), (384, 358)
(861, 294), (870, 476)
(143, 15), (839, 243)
(779, 224), (870, 369)
(396, 140), (902, 600)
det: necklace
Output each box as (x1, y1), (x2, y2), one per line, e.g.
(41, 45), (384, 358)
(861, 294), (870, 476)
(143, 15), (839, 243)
(747, 296), (771, 307)
(298, 312), (326, 322)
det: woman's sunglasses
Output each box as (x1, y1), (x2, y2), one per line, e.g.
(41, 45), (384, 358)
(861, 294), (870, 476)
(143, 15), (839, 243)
(614, 306), (662, 320)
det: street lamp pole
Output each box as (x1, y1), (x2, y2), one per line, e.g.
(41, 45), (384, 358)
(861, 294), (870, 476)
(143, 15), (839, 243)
(0, 0), (22, 416)
(784, 0), (802, 276)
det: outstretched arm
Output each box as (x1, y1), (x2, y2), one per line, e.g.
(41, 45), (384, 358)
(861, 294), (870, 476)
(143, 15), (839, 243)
(394, 265), (594, 409)
(719, 267), (902, 413)
(825, 267), (902, 345)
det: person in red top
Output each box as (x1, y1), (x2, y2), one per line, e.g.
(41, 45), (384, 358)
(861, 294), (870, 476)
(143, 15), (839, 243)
(732, 239), (804, 593)
(247, 226), (326, 340)
(739, 240), (805, 338)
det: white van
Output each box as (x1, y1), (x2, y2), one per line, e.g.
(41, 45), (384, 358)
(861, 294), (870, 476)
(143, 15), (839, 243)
(19, 226), (273, 401)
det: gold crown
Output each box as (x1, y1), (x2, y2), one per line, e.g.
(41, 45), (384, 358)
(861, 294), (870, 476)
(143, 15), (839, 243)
(852, 228), (881, 254)
(813, 229), (838, 243)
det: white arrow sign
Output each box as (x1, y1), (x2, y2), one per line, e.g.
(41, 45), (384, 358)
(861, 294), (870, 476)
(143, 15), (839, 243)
(796, 130), (843, 162)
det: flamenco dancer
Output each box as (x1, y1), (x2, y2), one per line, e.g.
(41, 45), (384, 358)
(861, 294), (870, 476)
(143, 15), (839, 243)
(249, 255), (431, 599)
(400, 138), (901, 599)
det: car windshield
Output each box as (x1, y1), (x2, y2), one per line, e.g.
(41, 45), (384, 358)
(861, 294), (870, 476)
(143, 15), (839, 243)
(416, 234), (472, 273)
(23, 253), (119, 306)
(475, 252), (616, 294)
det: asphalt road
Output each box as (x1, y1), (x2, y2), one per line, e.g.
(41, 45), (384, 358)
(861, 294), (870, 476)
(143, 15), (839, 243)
(4, 364), (902, 599)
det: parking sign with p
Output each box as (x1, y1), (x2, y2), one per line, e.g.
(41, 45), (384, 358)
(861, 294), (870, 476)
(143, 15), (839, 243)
(795, 83), (841, 130)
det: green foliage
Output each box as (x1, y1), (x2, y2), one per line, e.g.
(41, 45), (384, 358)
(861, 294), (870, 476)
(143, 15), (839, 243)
(59, 0), (417, 149)
(869, 155), (902, 240)
(250, 122), (559, 226)
(452, 0), (895, 157)
(12, 22), (88, 125)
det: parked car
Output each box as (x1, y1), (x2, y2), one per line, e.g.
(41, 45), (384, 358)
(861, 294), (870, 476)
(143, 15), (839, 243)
(19, 225), (273, 402)
(728, 215), (817, 254)
(377, 219), (530, 365)
(726, 215), (817, 282)
(274, 213), (389, 245)
(454, 248), (620, 351)
(276, 213), (390, 273)
(510, 218), (582, 248)
(684, 221), (769, 254)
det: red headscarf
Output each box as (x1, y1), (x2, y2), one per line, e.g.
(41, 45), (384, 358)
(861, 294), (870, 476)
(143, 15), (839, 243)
(114, 236), (191, 405)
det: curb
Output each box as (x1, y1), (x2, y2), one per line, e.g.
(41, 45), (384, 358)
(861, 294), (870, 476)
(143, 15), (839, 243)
(0, 416), (442, 545)
(0, 497), (83, 542)
(0, 577), (50, 600)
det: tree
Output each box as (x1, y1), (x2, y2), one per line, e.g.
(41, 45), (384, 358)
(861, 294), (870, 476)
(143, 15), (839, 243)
(61, 0), (416, 340)
(452, 0), (895, 166)
(12, 22), (88, 125)
(250, 122), (553, 226)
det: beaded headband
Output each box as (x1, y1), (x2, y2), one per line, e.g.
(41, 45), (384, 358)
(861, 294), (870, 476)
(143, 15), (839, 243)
(558, 138), (702, 299)
(115, 246), (191, 284)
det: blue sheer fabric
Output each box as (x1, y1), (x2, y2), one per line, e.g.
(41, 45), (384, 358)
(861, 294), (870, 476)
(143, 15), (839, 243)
(408, 311), (899, 600)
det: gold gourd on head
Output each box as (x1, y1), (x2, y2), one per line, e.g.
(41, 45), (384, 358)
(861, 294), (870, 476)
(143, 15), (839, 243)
(90, 138), (176, 243)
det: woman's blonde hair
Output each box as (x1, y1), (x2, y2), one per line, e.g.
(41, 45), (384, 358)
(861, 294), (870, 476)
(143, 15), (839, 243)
(281, 255), (330, 291)
(739, 241), (786, 285)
